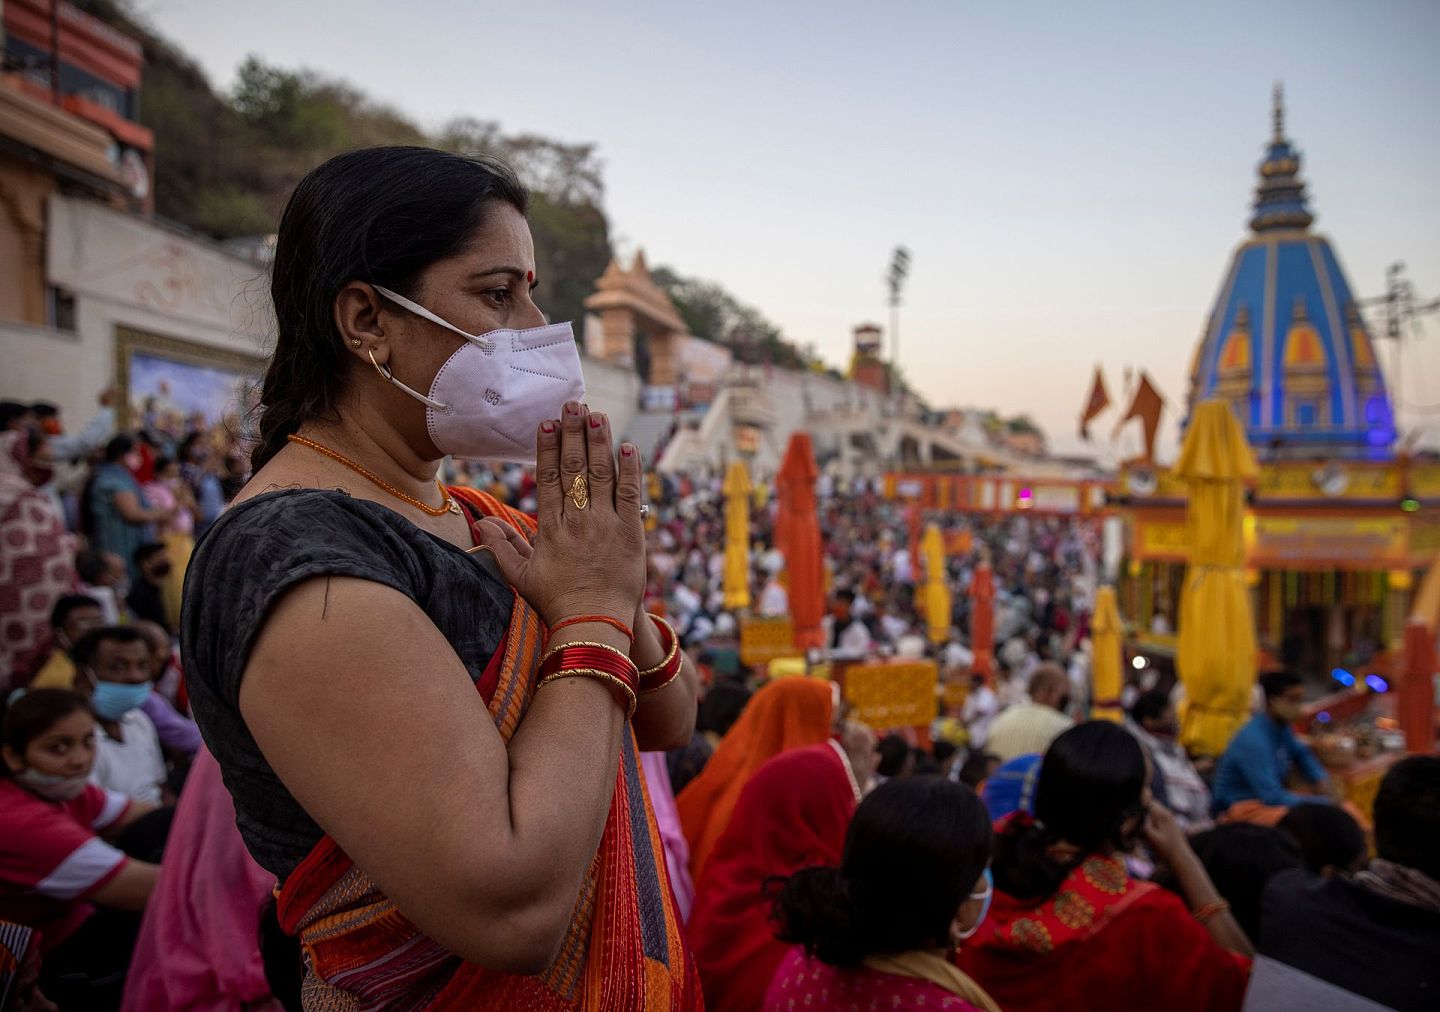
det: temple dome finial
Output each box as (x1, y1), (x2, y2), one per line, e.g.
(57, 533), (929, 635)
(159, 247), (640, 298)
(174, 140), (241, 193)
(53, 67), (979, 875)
(1250, 83), (1312, 233)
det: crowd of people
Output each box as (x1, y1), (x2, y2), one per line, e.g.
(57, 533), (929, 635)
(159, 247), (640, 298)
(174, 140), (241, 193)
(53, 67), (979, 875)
(3, 401), (1436, 1010)
(1, 145), (1436, 1012)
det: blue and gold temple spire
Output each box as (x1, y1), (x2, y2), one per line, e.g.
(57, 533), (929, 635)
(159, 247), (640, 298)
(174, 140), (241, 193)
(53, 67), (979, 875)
(1187, 86), (1396, 461)
(1250, 84), (1314, 233)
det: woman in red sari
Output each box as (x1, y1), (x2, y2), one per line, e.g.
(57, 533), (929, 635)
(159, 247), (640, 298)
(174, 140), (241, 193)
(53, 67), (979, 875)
(182, 148), (699, 1009)
(956, 722), (1252, 1012)
(687, 727), (873, 1012)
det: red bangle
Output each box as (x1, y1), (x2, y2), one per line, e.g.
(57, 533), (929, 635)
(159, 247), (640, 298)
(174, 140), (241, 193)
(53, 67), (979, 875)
(539, 644), (639, 693)
(548, 615), (634, 644)
(639, 614), (683, 694)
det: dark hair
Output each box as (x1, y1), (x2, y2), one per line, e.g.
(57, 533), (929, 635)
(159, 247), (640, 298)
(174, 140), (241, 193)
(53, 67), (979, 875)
(957, 750), (999, 789)
(697, 681), (752, 737)
(1259, 671), (1303, 701)
(134, 541), (167, 567)
(72, 626), (148, 670)
(876, 734), (911, 778)
(0, 401), (31, 429)
(30, 402), (59, 419)
(178, 432), (205, 462)
(1180, 824), (1301, 943)
(74, 549), (111, 585)
(1373, 755), (1440, 881)
(993, 721), (1147, 901)
(51, 594), (102, 632)
(103, 435), (134, 462)
(1129, 689), (1171, 726)
(1279, 804), (1367, 875)
(253, 146), (530, 472)
(773, 777), (993, 966)
(1, 689), (92, 775)
(154, 455), (175, 474)
(933, 740), (958, 764)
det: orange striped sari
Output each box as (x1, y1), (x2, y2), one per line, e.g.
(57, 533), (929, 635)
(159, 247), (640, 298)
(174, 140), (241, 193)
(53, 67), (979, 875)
(274, 487), (700, 1010)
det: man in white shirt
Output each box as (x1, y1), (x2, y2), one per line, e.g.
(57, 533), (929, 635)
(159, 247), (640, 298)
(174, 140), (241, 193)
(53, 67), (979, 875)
(758, 573), (789, 617)
(74, 626), (167, 805)
(961, 674), (1000, 750)
(823, 589), (874, 657)
(986, 663), (1075, 762)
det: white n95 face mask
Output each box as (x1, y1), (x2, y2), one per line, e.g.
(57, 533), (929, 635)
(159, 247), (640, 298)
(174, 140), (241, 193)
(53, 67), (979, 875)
(371, 285), (586, 463)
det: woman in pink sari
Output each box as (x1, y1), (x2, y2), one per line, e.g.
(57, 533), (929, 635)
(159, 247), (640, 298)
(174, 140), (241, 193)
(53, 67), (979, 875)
(765, 776), (1001, 1012)
(120, 748), (279, 1012)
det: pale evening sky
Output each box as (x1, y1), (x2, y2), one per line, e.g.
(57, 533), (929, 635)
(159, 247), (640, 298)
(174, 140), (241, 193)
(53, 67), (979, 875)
(142, 0), (1440, 460)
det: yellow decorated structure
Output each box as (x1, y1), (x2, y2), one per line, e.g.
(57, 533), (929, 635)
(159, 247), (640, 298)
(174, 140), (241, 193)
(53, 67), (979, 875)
(921, 523), (952, 645)
(722, 459), (752, 610)
(1090, 586), (1125, 722)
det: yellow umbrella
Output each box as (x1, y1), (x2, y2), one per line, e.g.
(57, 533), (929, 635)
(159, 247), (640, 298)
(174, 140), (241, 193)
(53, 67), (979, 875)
(921, 523), (952, 645)
(723, 459), (752, 610)
(1175, 400), (1260, 756)
(1090, 585), (1124, 722)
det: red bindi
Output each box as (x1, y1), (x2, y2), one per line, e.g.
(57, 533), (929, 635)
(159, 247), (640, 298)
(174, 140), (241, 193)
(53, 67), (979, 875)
(526, 270), (535, 285)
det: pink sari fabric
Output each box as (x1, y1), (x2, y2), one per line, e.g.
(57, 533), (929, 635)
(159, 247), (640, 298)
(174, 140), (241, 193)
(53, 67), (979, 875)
(121, 748), (279, 1012)
(763, 948), (988, 1011)
(642, 749), (695, 922)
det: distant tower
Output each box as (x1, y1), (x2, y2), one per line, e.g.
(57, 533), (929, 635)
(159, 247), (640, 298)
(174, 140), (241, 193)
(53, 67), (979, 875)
(850, 323), (890, 394)
(1186, 85), (1394, 460)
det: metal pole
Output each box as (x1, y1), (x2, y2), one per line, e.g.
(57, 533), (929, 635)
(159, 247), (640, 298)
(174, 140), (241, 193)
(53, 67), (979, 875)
(890, 298), (899, 381)
(1387, 263), (1403, 434)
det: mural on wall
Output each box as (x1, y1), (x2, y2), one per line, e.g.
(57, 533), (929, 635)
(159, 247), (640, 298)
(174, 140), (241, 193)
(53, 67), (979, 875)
(116, 328), (264, 453)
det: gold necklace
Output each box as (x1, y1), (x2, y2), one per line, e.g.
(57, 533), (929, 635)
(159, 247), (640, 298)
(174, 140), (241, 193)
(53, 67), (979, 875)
(286, 434), (460, 517)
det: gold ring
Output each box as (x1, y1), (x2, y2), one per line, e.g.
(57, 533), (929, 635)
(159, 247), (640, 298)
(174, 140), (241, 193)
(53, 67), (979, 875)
(568, 474), (589, 510)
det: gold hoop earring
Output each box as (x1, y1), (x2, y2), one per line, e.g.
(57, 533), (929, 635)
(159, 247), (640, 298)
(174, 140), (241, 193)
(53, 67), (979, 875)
(367, 347), (393, 382)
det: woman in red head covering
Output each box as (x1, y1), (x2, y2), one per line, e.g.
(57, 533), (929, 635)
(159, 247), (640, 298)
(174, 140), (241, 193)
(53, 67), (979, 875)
(688, 736), (866, 1012)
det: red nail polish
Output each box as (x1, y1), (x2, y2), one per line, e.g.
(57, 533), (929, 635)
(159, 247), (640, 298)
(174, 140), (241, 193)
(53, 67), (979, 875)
(590, 416), (603, 429)
(541, 421), (555, 433)
(621, 445), (633, 457)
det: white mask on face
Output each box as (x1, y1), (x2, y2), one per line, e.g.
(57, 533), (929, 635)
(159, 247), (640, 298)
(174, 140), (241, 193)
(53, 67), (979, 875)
(371, 286), (586, 464)
(17, 767), (90, 802)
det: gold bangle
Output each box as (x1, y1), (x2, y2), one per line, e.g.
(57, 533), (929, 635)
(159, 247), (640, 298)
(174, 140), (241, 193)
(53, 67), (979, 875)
(638, 615), (680, 679)
(539, 640), (635, 670)
(639, 668), (682, 696)
(538, 667), (638, 719)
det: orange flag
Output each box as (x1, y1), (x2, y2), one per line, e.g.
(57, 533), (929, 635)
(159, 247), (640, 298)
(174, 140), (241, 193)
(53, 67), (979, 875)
(1113, 371), (1166, 463)
(1079, 366), (1111, 440)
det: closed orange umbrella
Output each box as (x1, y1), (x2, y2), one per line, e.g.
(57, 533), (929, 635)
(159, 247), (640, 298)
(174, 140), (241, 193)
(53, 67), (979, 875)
(778, 433), (825, 651)
(969, 557), (995, 679)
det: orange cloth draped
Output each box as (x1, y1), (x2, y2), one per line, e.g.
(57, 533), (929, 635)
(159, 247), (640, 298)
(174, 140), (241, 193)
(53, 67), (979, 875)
(273, 487), (699, 1010)
(969, 562), (996, 679)
(777, 433), (825, 651)
(677, 677), (835, 878)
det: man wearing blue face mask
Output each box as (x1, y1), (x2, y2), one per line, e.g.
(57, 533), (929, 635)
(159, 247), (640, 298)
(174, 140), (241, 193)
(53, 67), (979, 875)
(74, 628), (166, 806)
